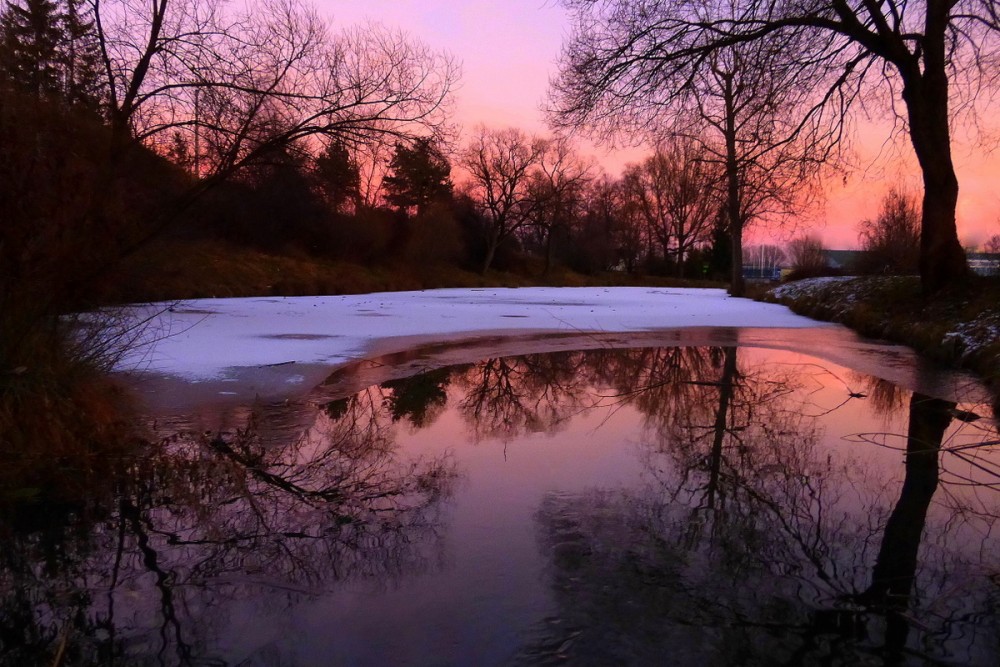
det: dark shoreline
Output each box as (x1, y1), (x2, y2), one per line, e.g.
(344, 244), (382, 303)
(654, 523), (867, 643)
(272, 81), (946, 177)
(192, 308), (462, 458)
(762, 276), (1000, 407)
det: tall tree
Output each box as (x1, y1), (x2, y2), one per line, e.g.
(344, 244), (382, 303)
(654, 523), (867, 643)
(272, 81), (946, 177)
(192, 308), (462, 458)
(459, 125), (544, 273)
(552, 0), (991, 293)
(622, 156), (673, 269)
(92, 0), (457, 190)
(0, 0), (63, 99)
(314, 137), (360, 213)
(0, 0), (102, 106)
(551, 5), (829, 295)
(58, 0), (102, 108)
(528, 136), (594, 275)
(382, 136), (453, 215)
(623, 139), (719, 277)
(657, 138), (719, 278)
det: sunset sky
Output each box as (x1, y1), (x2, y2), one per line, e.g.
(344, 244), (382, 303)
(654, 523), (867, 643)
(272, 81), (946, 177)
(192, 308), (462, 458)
(321, 0), (999, 250)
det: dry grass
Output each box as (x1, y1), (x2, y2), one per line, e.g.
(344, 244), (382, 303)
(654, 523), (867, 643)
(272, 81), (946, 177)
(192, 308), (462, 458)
(103, 238), (722, 303)
(1, 370), (141, 508)
(0, 316), (145, 510)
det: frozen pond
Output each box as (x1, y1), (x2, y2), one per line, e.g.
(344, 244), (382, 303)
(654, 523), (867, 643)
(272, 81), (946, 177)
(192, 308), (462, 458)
(3, 326), (999, 665)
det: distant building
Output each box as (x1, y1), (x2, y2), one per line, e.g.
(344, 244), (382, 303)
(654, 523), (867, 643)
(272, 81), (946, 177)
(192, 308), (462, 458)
(819, 250), (999, 277)
(822, 250), (867, 272)
(743, 249), (999, 281)
(968, 252), (1000, 277)
(742, 265), (782, 281)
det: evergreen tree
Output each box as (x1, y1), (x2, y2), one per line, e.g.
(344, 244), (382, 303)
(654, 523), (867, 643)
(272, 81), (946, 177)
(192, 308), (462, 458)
(59, 0), (103, 109)
(383, 137), (452, 215)
(0, 0), (63, 99)
(314, 138), (360, 213)
(0, 0), (103, 107)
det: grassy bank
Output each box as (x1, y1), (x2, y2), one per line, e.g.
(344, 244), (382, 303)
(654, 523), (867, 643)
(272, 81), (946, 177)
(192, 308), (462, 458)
(104, 238), (722, 303)
(763, 275), (1000, 393)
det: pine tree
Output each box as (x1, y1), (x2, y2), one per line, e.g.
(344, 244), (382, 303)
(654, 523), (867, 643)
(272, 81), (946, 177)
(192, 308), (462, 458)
(59, 0), (103, 109)
(0, 0), (103, 108)
(0, 0), (64, 99)
(314, 138), (360, 213)
(383, 137), (452, 216)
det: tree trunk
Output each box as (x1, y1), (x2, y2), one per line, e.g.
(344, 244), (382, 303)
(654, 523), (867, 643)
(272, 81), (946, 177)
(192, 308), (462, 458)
(723, 76), (745, 297)
(863, 392), (952, 658)
(481, 239), (498, 275)
(543, 227), (553, 277)
(726, 178), (744, 296)
(901, 37), (968, 293)
(705, 347), (738, 510)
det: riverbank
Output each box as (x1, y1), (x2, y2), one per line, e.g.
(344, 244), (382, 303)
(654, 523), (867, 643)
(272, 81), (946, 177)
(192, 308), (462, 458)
(103, 238), (719, 303)
(763, 276), (1000, 394)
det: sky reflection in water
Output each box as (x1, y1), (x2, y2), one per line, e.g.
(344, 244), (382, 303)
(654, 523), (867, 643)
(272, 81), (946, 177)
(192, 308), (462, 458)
(2, 346), (999, 666)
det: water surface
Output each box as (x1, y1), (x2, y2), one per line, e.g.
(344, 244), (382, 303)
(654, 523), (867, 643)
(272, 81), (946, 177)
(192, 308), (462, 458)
(2, 342), (999, 666)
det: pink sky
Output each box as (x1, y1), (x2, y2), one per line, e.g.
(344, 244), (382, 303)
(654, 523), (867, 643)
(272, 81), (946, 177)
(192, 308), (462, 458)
(320, 0), (999, 250)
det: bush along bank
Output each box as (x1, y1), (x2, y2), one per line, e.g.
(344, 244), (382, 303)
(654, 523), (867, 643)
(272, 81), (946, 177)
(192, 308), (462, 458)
(763, 275), (1000, 395)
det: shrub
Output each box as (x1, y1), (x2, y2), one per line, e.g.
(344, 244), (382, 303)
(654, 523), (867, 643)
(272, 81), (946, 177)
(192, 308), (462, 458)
(857, 187), (920, 274)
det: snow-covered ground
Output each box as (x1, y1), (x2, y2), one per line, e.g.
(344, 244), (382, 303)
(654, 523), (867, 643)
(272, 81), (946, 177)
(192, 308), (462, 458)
(118, 287), (826, 381)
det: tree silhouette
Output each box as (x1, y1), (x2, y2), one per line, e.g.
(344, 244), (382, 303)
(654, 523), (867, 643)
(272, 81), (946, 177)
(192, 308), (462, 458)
(314, 137), (361, 214)
(858, 187), (922, 275)
(459, 125), (544, 273)
(0, 0), (63, 99)
(383, 136), (453, 216)
(0, 0), (102, 106)
(552, 0), (991, 292)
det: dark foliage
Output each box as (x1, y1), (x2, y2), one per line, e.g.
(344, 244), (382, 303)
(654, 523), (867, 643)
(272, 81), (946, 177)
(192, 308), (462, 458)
(383, 137), (453, 215)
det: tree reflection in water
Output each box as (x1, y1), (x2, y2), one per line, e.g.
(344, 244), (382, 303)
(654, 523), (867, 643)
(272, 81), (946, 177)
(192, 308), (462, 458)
(456, 353), (596, 442)
(2, 345), (998, 666)
(373, 346), (1000, 664)
(524, 347), (1000, 666)
(0, 386), (457, 666)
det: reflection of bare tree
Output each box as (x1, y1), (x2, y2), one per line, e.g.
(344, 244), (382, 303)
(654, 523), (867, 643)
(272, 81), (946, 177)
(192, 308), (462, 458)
(856, 373), (908, 417)
(597, 346), (722, 433)
(456, 353), (593, 442)
(0, 385), (457, 666)
(860, 393), (953, 661)
(525, 353), (1000, 666)
(6, 346), (999, 665)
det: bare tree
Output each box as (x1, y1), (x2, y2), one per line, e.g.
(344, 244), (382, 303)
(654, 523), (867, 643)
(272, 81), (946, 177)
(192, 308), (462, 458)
(459, 125), (544, 273)
(97, 0), (456, 168)
(983, 234), (1000, 255)
(611, 174), (651, 272)
(627, 139), (720, 277)
(574, 174), (643, 272)
(528, 136), (595, 275)
(87, 0), (458, 265)
(552, 4), (832, 294)
(552, 0), (993, 293)
(621, 156), (673, 269)
(858, 187), (921, 274)
(786, 234), (828, 277)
